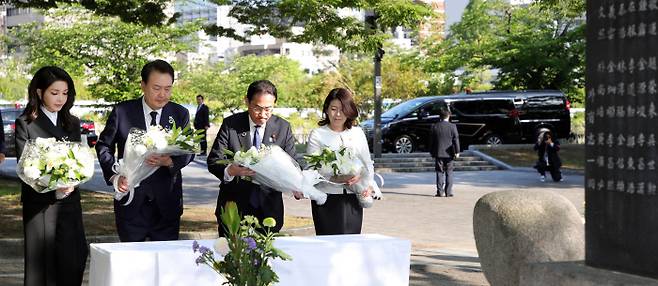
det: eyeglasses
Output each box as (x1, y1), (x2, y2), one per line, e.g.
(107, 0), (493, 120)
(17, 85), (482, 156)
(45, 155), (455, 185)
(249, 104), (273, 114)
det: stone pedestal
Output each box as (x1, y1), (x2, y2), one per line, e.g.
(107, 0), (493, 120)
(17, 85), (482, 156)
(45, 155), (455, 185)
(520, 261), (658, 286)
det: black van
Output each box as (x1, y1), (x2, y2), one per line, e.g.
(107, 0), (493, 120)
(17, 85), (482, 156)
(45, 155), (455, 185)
(361, 90), (571, 153)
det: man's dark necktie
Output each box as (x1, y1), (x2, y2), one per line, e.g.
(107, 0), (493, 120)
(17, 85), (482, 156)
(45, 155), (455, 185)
(253, 125), (261, 149)
(250, 125), (262, 208)
(150, 111), (158, 126)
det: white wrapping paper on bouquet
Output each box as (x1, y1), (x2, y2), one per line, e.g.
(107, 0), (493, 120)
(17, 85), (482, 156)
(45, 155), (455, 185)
(306, 147), (383, 208)
(16, 138), (95, 199)
(112, 127), (197, 205)
(231, 145), (328, 205)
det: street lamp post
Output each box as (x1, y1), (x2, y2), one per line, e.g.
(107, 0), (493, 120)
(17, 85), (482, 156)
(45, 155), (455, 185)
(373, 47), (385, 158)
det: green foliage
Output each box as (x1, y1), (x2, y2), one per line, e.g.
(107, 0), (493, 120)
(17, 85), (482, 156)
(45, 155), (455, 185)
(0, 57), (30, 101)
(194, 201), (291, 286)
(421, 0), (585, 103)
(8, 6), (200, 102)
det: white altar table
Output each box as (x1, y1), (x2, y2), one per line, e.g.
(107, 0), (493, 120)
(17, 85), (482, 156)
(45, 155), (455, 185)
(90, 234), (411, 286)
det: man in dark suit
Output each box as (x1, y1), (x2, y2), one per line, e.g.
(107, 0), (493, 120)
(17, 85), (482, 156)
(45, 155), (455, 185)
(429, 108), (460, 197)
(194, 94), (210, 156)
(207, 80), (297, 236)
(96, 60), (194, 242)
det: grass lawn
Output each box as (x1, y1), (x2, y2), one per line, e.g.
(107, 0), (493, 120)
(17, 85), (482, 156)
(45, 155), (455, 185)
(0, 179), (312, 238)
(478, 144), (585, 170)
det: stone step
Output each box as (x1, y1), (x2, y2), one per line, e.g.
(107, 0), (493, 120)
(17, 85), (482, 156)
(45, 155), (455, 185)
(374, 161), (494, 168)
(375, 165), (501, 173)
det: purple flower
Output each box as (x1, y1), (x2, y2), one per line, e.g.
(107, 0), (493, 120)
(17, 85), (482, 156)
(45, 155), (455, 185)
(195, 256), (204, 265)
(242, 237), (257, 251)
(192, 240), (199, 253)
(199, 245), (211, 254)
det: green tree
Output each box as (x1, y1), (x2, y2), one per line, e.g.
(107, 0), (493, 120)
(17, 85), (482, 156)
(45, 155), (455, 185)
(421, 0), (585, 102)
(0, 57), (30, 101)
(9, 6), (200, 102)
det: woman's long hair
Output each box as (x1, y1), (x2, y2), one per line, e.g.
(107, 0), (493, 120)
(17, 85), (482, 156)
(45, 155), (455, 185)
(22, 66), (77, 131)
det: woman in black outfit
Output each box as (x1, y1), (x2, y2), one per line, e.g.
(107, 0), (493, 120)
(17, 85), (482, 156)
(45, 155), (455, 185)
(534, 131), (563, 182)
(16, 66), (87, 286)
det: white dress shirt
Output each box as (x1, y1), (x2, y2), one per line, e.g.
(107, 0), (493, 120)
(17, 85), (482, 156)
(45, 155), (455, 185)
(142, 97), (162, 126)
(40, 105), (58, 126)
(306, 125), (380, 195)
(223, 116), (267, 182)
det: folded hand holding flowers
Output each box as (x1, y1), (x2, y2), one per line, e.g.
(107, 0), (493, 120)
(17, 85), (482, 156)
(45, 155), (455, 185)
(17, 138), (95, 199)
(112, 124), (203, 205)
(219, 145), (328, 205)
(304, 146), (383, 208)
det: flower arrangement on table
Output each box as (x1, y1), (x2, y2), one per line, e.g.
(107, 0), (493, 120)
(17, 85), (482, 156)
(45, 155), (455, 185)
(193, 202), (291, 286)
(218, 145), (328, 205)
(304, 146), (382, 208)
(112, 123), (204, 205)
(17, 137), (95, 199)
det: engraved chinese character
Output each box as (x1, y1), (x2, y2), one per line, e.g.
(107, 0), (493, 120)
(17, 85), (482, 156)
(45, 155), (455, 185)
(587, 132), (595, 145)
(608, 27), (617, 40)
(597, 155), (605, 167)
(629, 0), (637, 12)
(638, 182), (645, 194)
(608, 85), (618, 96)
(620, 2), (629, 15)
(648, 160), (655, 170)
(648, 183), (657, 195)
(618, 61), (627, 73)
(649, 103), (657, 118)
(618, 82), (626, 95)
(617, 133), (626, 145)
(598, 180), (606, 191)
(607, 180), (615, 190)
(627, 105), (636, 117)
(598, 84), (606, 96)
(595, 61), (604, 72)
(650, 22), (658, 36)
(648, 133), (656, 146)
(607, 133), (615, 147)
(629, 58), (636, 73)
(616, 105), (625, 117)
(638, 81), (647, 95)
(638, 57), (648, 70)
(637, 105), (646, 117)
(649, 57), (657, 70)
(598, 28), (606, 40)
(649, 0), (658, 10)
(598, 133), (606, 146)
(616, 180), (625, 192)
(617, 157), (625, 169)
(587, 111), (595, 124)
(628, 24), (637, 37)
(627, 82), (636, 96)
(639, 22), (647, 37)
(649, 80), (657, 95)
(587, 178), (596, 190)
(640, 0), (648, 11)
(608, 156), (615, 169)
(627, 135), (636, 147)
(607, 61), (617, 73)
(599, 6), (607, 18)
(619, 26), (627, 39)
(627, 182), (635, 194)
(628, 157), (636, 170)
(597, 106), (605, 117)
(638, 157), (646, 170)
(638, 133), (646, 147)
(606, 106), (616, 118)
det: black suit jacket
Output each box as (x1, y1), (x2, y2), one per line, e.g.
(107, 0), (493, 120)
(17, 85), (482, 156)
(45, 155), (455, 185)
(0, 110), (5, 154)
(15, 109), (82, 204)
(534, 140), (562, 168)
(95, 98), (194, 220)
(207, 112), (296, 231)
(429, 120), (460, 159)
(193, 104), (210, 130)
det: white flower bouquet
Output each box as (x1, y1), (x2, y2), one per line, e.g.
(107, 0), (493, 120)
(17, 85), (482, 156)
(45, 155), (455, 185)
(112, 124), (203, 205)
(304, 146), (382, 208)
(220, 145), (328, 205)
(16, 137), (95, 198)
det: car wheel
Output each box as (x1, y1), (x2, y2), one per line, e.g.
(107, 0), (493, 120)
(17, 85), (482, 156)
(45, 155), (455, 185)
(484, 134), (503, 145)
(394, 135), (414, 153)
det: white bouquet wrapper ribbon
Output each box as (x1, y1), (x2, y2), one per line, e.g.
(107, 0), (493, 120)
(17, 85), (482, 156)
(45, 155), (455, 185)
(236, 145), (328, 205)
(112, 127), (196, 206)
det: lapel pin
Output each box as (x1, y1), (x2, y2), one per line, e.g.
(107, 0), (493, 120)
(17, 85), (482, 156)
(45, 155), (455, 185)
(270, 133), (277, 143)
(241, 132), (247, 137)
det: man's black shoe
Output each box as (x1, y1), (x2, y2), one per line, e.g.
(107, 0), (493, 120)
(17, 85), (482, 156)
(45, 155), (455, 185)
(447, 194), (454, 197)
(435, 193), (444, 197)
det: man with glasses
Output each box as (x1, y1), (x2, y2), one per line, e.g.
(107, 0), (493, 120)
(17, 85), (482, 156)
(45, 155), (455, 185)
(207, 80), (297, 236)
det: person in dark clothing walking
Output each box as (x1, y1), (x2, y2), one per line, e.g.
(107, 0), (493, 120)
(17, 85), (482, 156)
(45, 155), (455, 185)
(429, 108), (460, 197)
(194, 94), (210, 156)
(534, 131), (563, 182)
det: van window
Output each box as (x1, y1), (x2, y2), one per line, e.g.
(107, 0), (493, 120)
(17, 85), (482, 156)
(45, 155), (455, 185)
(451, 100), (481, 115)
(452, 99), (513, 115)
(524, 95), (564, 110)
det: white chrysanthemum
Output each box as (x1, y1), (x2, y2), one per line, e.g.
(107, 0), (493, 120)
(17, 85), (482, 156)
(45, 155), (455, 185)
(24, 166), (41, 180)
(134, 144), (148, 156)
(213, 237), (230, 256)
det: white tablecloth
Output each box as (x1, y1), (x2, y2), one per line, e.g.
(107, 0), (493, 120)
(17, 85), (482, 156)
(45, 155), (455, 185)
(90, 234), (411, 286)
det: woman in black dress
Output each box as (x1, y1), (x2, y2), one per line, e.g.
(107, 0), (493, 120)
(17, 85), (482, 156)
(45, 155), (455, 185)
(16, 66), (87, 286)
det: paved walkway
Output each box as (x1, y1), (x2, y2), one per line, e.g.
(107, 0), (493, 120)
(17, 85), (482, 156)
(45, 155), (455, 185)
(0, 157), (585, 285)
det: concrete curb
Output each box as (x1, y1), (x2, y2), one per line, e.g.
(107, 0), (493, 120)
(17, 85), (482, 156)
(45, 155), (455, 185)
(468, 149), (513, 170)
